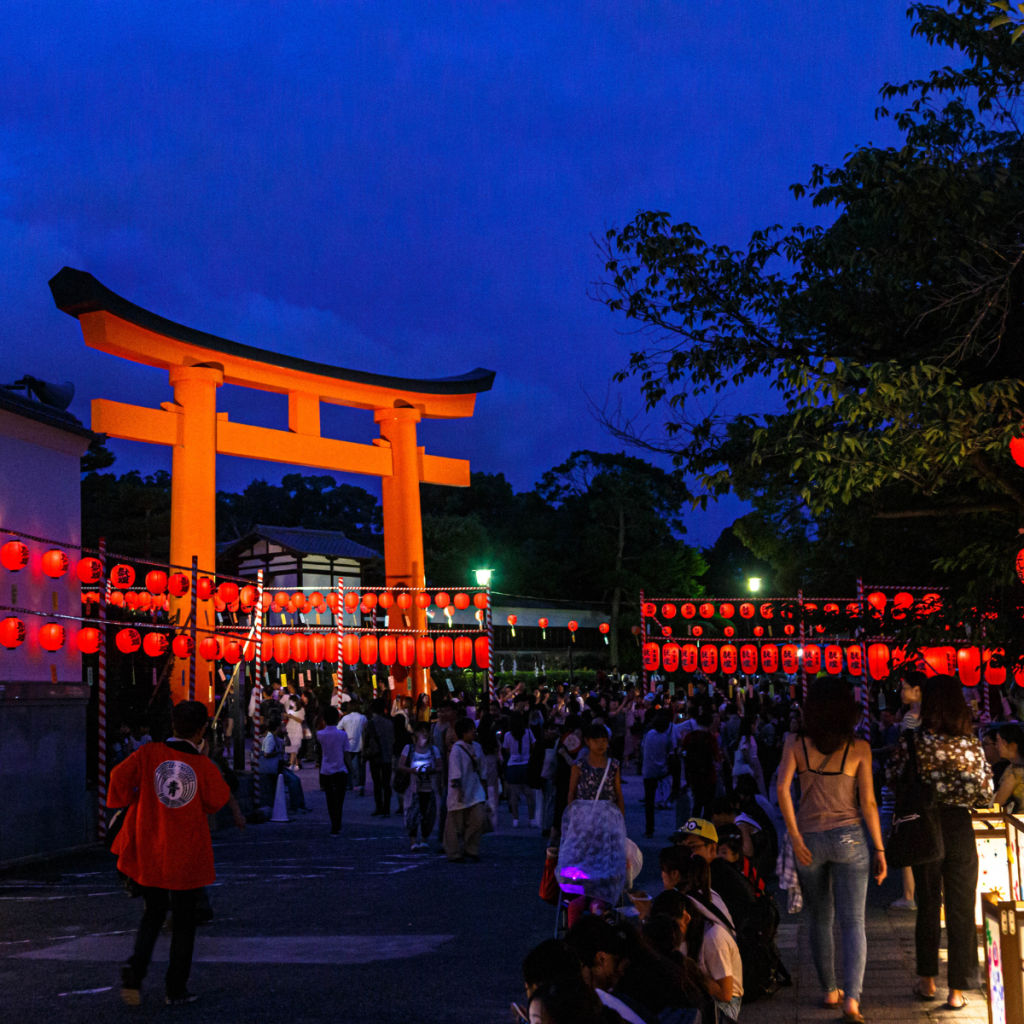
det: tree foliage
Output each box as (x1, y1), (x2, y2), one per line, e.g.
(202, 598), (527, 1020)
(598, 1), (1024, 618)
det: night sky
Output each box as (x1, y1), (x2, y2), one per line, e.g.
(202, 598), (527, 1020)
(0, 2), (937, 545)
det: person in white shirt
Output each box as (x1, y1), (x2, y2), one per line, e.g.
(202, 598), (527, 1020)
(317, 706), (350, 836)
(444, 718), (487, 862)
(340, 704), (367, 795)
(685, 895), (744, 1020)
(502, 713), (535, 828)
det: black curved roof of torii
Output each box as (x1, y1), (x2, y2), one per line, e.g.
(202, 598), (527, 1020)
(49, 267), (496, 396)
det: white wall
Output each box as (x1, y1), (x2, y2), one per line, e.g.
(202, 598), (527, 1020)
(0, 409), (88, 687)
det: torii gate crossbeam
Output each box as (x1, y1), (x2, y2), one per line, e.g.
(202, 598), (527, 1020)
(50, 267), (495, 706)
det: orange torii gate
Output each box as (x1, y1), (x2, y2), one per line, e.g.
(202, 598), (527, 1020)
(49, 267), (494, 705)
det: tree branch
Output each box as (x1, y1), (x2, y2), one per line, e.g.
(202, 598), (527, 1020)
(872, 502), (1017, 519)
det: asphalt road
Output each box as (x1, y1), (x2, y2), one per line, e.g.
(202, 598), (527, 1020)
(0, 769), (683, 1023)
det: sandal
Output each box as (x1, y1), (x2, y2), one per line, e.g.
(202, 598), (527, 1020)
(913, 981), (938, 1001)
(822, 990), (844, 1008)
(842, 1012), (865, 1024)
(946, 996), (969, 1011)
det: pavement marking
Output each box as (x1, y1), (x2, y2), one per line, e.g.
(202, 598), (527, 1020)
(58, 987), (113, 997)
(18, 934), (457, 965)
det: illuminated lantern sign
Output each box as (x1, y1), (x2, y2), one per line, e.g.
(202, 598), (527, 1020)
(824, 645), (843, 675)
(957, 646), (981, 687)
(846, 645), (863, 676)
(759, 603), (774, 620)
(662, 643), (680, 673)
(42, 549), (69, 578)
(642, 602), (657, 617)
(661, 604), (676, 619)
(719, 603), (735, 619)
(699, 603), (715, 619)
(984, 649), (1007, 686)
(0, 541), (29, 571)
(419, 636), (435, 667)
(739, 603), (754, 619)
(168, 573), (190, 597)
(867, 591), (886, 616)
(434, 636), (452, 668)
(922, 646), (957, 678)
(40, 622), (67, 651)
(143, 632), (169, 657)
(474, 636), (489, 669)
(720, 645), (737, 674)
(77, 557), (103, 584)
(868, 643), (890, 680)
(115, 628), (140, 654)
(892, 592), (914, 619)
(76, 627), (100, 654)
(172, 635), (194, 658)
(360, 634), (378, 666)
(739, 644), (758, 674)
(379, 635), (397, 666)
(681, 644), (698, 673)
(341, 634), (360, 665)
(700, 644), (718, 674)
(803, 645), (821, 675)
(642, 642), (660, 671)
(110, 564), (135, 589)
(454, 636), (473, 669)
(0, 617), (25, 649)
(398, 636), (416, 667)
(781, 645), (799, 674)
(761, 645), (778, 673)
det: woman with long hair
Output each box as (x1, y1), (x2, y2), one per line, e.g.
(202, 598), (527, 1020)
(886, 675), (991, 1009)
(776, 679), (886, 1024)
(502, 712), (536, 827)
(992, 723), (1024, 812)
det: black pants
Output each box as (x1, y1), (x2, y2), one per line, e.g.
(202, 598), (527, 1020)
(690, 778), (715, 821)
(369, 760), (392, 814)
(321, 771), (348, 833)
(127, 886), (200, 997)
(643, 777), (662, 834)
(912, 804), (979, 990)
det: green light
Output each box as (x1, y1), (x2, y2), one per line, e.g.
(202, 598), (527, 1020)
(474, 568), (493, 587)
(747, 577), (762, 593)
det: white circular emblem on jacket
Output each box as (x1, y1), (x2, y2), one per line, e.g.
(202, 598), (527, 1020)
(154, 760), (198, 808)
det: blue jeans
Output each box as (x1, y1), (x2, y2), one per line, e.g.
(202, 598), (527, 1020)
(795, 823), (869, 1001)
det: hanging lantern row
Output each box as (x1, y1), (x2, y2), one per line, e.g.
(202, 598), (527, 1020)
(339, 590), (488, 614)
(641, 593), (943, 623)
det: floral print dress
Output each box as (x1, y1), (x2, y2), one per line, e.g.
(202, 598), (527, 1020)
(886, 729), (993, 807)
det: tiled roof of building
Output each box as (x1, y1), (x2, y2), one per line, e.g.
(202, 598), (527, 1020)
(225, 524), (380, 561)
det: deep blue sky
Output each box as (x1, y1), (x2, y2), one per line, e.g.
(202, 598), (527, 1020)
(0, 2), (938, 545)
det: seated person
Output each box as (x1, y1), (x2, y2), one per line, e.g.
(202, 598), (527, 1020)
(716, 825), (766, 898)
(667, 821), (754, 928)
(712, 796), (772, 881)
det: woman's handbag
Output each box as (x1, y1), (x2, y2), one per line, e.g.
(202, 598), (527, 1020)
(886, 730), (944, 869)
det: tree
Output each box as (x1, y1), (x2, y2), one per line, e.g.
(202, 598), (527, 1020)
(598, 1), (1024, 631)
(536, 452), (705, 668)
(81, 470), (172, 560)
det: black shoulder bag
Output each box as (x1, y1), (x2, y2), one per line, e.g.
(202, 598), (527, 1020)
(886, 730), (944, 869)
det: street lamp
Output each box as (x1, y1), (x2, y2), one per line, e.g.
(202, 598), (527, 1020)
(747, 576), (762, 594)
(474, 568), (493, 587)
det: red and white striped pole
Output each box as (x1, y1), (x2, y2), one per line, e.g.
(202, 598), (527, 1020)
(486, 586), (495, 704)
(336, 576), (344, 700)
(96, 538), (108, 839)
(251, 569), (264, 804)
(189, 555), (198, 701)
(640, 589), (648, 693)
(856, 578), (870, 737)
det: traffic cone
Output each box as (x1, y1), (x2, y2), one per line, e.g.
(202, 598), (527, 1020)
(270, 774), (290, 822)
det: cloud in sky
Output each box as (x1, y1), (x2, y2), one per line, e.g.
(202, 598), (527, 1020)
(0, 1), (937, 543)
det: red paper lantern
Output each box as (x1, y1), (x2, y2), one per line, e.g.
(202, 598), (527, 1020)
(845, 602), (862, 618)
(41, 549), (69, 578)
(223, 640), (242, 665)
(397, 635), (416, 667)
(724, 626), (735, 637)
(753, 626), (764, 637)
(308, 634), (325, 663)
(700, 645), (718, 673)
(239, 585), (257, 608)
(274, 591), (290, 610)
(692, 625), (703, 637)
(290, 634), (308, 662)
(359, 634), (377, 665)
(0, 617), (25, 648)
(538, 617), (549, 629)
(75, 626), (100, 654)
(379, 634), (397, 666)
(342, 634), (360, 665)
(125, 591), (139, 610)
(396, 593), (412, 610)
(740, 644), (758, 674)
(137, 592), (152, 612)
(661, 626), (673, 638)
(846, 645), (863, 676)
(824, 645), (843, 675)
(325, 634), (338, 662)
(453, 592), (470, 610)
(661, 603), (676, 619)
(308, 591), (325, 610)
(378, 592), (393, 610)
(142, 632), (169, 657)
(803, 645), (821, 675)
(218, 582), (239, 605)
(739, 603), (754, 619)
(473, 593), (488, 610)
(362, 593), (377, 610)
(867, 591), (886, 616)
(344, 592), (360, 613)
(76, 557), (103, 584)
(699, 602), (715, 619)
(662, 643), (680, 672)
(109, 591), (125, 607)
(0, 541), (29, 572)
(867, 643), (890, 680)
(781, 644), (799, 674)
(719, 603), (735, 619)
(114, 627), (140, 654)
(172, 635), (194, 658)
(917, 593), (943, 617)
(474, 636), (489, 669)
(291, 593), (307, 613)
(761, 645), (778, 673)
(891, 592), (914, 619)
(199, 636), (221, 661)
(420, 636), (436, 667)
(434, 592), (450, 609)
(681, 644), (699, 672)
(984, 649), (1007, 685)
(759, 603), (774, 619)
(143, 570), (166, 595)
(454, 636), (473, 668)
(720, 645), (738, 674)
(641, 602), (657, 617)
(435, 635), (453, 668)
(599, 622), (610, 635)
(783, 624), (795, 636)
(507, 614), (518, 626)
(273, 634), (291, 664)
(324, 593), (340, 613)
(168, 573), (190, 598)
(262, 636), (274, 662)
(824, 602), (839, 616)
(642, 642), (660, 671)
(241, 637), (257, 662)
(681, 603), (696, 619)
(110, 564), (135, 589)
(922, 646), (956, 678)
(414, 592), (431, 609)
(957, 646), (981, 686)
(196, 577), (213, 600)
